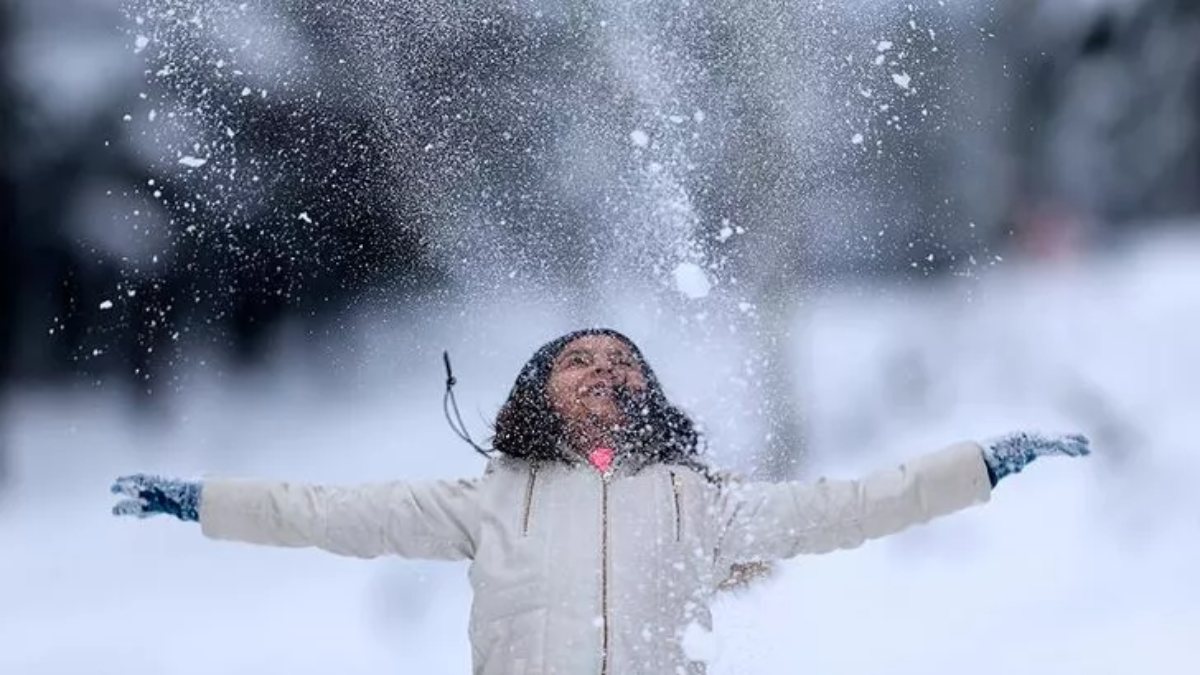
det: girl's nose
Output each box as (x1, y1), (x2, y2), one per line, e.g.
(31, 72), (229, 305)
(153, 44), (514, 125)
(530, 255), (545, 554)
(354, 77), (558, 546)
(592, 358), (619, 375)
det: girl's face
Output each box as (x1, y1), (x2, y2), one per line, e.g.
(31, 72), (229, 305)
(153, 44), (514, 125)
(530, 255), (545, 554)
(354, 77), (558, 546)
(546, 335), (649, 432)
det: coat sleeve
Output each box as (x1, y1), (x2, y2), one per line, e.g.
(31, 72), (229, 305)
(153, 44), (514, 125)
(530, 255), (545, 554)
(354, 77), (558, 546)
(198, 476), (482, 560)
(713, 441), (991, 564)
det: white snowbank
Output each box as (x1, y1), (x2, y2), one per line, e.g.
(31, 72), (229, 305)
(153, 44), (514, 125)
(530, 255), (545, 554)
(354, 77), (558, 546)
(2, 232), (1197, 674)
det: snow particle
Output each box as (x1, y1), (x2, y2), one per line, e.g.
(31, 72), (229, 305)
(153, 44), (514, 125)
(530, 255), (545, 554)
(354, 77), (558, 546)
(629, 129), (650, 147)
(134, 35), (150, 53)
(851, 133), (865, 145)
(99, 300), (113, 310)
(892, 72), (912, 90)
(672, 262), (711, 299)
(876, 40), (893, 52)
(178, 156), (208, 168)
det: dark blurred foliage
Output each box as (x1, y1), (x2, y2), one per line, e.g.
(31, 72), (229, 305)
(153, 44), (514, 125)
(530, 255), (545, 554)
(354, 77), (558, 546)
(1005, 0), (1200, 240)
(5, 3), (460, 399)
(1, 0), (13, 484)
(2, 1), (15, 387)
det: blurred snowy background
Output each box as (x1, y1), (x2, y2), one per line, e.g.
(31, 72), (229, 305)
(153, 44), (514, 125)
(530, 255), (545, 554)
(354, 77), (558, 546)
(2, 0), (1198, 673)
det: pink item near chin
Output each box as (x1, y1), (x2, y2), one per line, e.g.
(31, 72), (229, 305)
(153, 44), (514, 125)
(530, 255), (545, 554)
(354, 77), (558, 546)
(588, 446), (615, 473)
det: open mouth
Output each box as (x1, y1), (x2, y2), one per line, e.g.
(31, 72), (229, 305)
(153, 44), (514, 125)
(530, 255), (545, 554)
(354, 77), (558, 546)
(580, 383), (616, 399)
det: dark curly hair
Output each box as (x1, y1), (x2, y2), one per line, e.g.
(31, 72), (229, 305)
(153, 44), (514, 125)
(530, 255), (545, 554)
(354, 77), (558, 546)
(491, 328), (711, 476)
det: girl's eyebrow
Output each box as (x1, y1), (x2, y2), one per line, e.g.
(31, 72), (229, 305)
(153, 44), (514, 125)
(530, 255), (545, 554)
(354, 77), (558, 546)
(556, 347), (634, 363)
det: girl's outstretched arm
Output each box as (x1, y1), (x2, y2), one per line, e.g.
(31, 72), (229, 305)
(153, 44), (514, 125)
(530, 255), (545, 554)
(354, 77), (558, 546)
(111, 473), (482, 561)
(713, 432), (1090, 565)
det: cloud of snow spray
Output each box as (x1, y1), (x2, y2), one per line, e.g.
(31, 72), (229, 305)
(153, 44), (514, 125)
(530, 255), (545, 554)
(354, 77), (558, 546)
(593, 1), (709, 299)
(116, 0), (959, 289)
(114, 0), (975, 467)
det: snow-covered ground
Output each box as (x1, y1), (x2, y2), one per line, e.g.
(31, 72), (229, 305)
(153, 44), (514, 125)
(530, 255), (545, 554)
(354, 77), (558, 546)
(2, 230), (1198, 674)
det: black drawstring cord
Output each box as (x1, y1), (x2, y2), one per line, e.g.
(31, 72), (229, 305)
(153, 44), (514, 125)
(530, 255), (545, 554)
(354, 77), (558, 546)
(442, 351), (493, 458)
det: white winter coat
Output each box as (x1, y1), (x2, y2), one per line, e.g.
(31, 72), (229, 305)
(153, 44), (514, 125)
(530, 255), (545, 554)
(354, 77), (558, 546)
(199, 441), (992, 675)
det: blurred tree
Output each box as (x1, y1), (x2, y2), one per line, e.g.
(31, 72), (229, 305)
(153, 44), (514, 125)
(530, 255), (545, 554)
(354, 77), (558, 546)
(1, 0), (13, 488)
(1003, 0), (1200, 247)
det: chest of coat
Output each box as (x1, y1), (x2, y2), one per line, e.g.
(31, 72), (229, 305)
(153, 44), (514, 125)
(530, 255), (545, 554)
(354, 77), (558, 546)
(468, 463), (720, 617)
(468, 462), (720, 673)
(485, 464), (712, 557)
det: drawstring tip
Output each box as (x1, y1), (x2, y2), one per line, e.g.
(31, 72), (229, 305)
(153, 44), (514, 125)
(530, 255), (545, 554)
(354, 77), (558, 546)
(442, 350), (456, 387)
(442, 350), (491, 459)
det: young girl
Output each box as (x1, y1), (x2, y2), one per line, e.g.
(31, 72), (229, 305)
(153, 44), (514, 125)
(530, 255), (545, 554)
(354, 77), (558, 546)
(111, 328), (1090, 675)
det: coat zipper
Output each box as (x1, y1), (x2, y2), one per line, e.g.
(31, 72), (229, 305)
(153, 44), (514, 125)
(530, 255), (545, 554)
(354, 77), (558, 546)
(600, 470), (611, 675)
(669, 470), (682, 542)
(521, 465), (538, 536)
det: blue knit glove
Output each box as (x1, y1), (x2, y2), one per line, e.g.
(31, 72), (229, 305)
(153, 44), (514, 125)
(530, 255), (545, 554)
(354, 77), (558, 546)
(982, 432), (1091, 487)
(111, 474), (202, 522)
